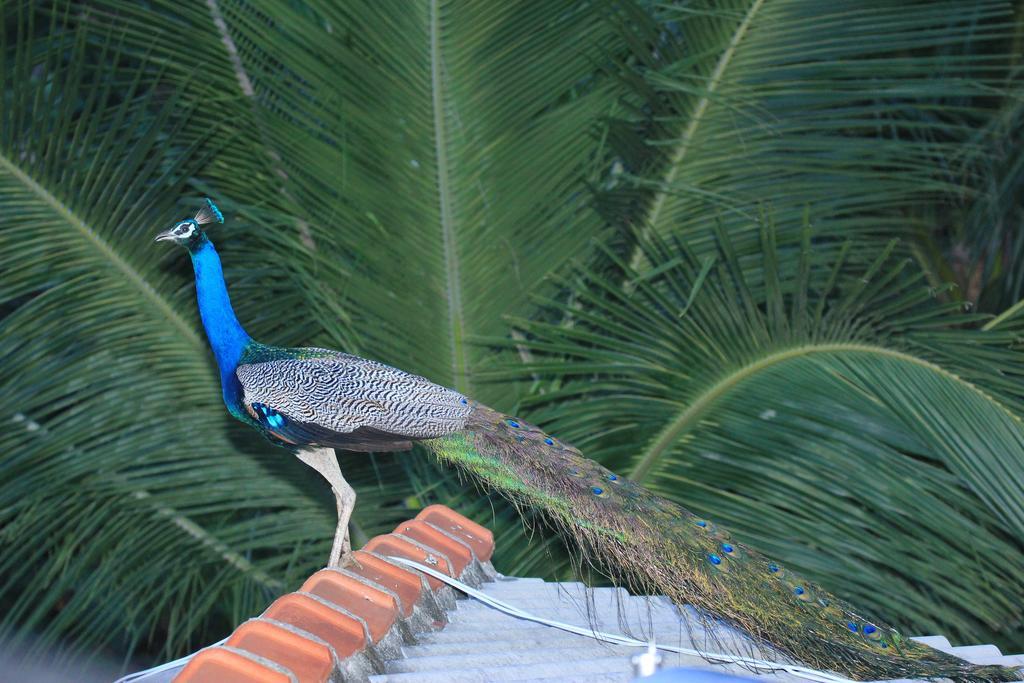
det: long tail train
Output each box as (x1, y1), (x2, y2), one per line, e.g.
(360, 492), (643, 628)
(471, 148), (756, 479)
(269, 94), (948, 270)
(426, 403), (1021, 682)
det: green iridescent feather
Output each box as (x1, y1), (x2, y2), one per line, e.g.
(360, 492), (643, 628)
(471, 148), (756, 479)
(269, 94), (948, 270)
(427, 404), (1022, 682)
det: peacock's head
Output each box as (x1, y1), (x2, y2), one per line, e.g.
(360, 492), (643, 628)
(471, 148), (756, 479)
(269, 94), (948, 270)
(154, 198), (224, 246)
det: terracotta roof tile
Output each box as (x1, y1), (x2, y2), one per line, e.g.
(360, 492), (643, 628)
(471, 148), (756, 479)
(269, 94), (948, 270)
(393, 519), (474, 575)
(175, 646), (294, 683)
(225, 620), (332, 683)
(344, 550), (423, 619)
(362, 534), (454, 590)
(172, 505), (495, 683)
(262, 593), (367, 660)
(416, 504), (495, 562)
(300, 569), (398, 643)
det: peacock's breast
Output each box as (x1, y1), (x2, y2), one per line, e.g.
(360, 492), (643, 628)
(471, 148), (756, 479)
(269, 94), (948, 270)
(220, 370), (253, 425)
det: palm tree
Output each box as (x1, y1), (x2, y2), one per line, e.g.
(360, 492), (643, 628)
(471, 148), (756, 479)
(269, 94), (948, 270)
(1, 0), (1021, 667)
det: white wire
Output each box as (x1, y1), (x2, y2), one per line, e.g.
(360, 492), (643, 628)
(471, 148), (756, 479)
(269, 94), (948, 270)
(111, 637), (227, 683)
(387, 556), (853, 683)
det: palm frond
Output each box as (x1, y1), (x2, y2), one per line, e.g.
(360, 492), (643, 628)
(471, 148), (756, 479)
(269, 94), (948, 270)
(0, 6), (331, 659)
(492, 227), (1024, 648)
(107, 0), (635, 398)
(592, 0), (1019, 267)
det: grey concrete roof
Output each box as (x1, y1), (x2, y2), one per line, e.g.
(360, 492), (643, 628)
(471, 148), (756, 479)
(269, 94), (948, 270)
(138, 568), (1023, 683)
(369, 575), (1024, 683)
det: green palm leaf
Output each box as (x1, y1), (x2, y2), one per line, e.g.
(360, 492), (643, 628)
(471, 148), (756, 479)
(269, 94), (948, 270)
(98, 0), (634, 395)
(495, 228), (1024, 648)
(593, 0), (1018, 268)
(0, 15), (332, 659)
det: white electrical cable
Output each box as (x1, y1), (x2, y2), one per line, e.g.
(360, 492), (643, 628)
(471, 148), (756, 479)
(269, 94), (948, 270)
(387, 556), (853, 683)
(112, 637), (227, 683)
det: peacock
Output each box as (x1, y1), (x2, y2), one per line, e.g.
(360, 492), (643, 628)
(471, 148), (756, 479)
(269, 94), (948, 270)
(157, 199), (1021, 682)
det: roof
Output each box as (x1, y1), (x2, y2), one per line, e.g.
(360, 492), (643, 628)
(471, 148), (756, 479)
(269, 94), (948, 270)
(139, 505), (1022, 683)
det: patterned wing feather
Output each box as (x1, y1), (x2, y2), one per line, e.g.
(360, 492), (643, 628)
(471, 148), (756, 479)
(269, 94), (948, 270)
(235, 351), (471, 450)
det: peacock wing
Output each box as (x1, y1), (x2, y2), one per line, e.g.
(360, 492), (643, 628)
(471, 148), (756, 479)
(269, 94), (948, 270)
(235, 350), (472, 451)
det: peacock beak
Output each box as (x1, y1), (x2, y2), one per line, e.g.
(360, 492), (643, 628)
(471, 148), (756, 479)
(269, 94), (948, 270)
(154, 228), (177, 242)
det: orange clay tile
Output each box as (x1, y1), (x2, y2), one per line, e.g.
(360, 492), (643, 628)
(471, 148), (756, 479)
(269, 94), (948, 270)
(362, 534), (453, 590)
(263, 593), (366, 660)
(416, 505), (495, 562)
(393, 519), (473, 576)
(301, 569), (398, 643)
(174, 647), (292, 683)
(345, 550), (422, 618)
(226, 620), (332, 683)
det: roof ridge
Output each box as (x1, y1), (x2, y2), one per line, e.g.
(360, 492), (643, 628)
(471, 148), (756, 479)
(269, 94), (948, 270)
(173, 505), (496, 683)
(158, 505), (1023, 683)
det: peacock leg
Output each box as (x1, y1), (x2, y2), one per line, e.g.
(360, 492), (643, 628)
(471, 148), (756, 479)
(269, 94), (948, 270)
(295, 447), (356, 567)
(330, 470), (356, 565)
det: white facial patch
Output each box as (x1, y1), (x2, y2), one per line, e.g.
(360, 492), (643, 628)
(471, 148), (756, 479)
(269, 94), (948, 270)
(172, 221), (196, 239)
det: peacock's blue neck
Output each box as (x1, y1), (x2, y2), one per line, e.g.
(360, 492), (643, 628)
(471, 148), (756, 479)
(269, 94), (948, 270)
(189, 236), (251, 395)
